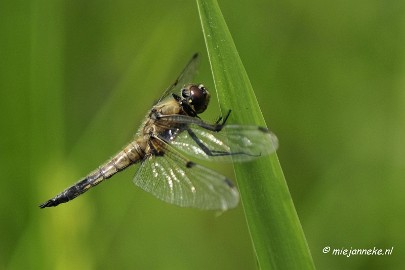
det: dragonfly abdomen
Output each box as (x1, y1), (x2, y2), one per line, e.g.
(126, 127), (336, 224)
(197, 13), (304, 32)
(100, 141), (144, 177)
(39, 142), (144, 208)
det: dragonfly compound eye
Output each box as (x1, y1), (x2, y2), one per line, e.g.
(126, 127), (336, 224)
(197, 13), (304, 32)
(183, 84), (210, 114)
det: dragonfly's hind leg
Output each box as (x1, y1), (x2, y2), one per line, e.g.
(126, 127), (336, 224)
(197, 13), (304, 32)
(185, 127), (254, 158)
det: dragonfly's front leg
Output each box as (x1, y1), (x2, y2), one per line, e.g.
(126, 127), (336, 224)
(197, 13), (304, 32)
(214, 110), (231, 125)
(153, 110), (232, 132)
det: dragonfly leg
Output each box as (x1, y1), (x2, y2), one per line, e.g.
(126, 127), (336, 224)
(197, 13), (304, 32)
(154, 110), (232, 132)
(215, 109), (231, 125)
(186, 127), (256, 157)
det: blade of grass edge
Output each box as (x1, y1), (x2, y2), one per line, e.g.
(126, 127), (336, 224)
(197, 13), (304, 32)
(196, 0), (316, 269)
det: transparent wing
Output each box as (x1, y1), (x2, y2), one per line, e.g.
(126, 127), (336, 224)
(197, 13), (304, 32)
(158, 53), (200, 102)
(133, 138), (239, 210)
(170, 124), (278, 162)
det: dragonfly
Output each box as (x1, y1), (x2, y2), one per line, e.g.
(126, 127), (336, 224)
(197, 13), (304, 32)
(39, 53), (278, 211)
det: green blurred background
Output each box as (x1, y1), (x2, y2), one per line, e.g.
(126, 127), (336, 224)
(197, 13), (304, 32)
(1, 0), (404, 269)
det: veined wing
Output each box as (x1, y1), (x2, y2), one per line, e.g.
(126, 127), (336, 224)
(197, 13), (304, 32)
(171, 124), (278, 162)
(158, 53), (200, 102)
(133, 137), (239, 210)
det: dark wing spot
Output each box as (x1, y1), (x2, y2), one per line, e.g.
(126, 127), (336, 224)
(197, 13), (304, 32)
(224, 178), (235, 188)
(258, 126), (270, 133)
(186, 161), (196, 168)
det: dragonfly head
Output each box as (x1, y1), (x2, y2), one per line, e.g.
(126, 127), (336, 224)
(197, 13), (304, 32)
(181, 84), (211, 114)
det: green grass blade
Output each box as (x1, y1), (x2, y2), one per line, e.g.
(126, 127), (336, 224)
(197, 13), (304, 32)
(196, 0), (316, 269)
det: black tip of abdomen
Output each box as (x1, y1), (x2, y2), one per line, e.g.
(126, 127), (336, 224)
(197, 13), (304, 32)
(39, 199), (58, 209)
